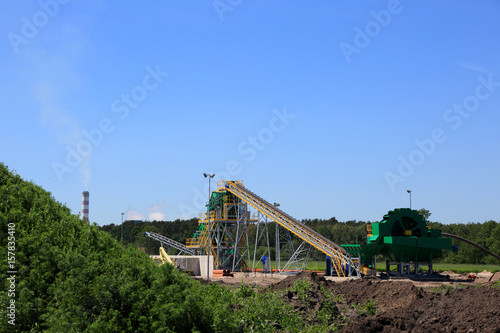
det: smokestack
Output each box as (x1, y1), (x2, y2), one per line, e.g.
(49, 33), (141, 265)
(82, 191), (89, 221)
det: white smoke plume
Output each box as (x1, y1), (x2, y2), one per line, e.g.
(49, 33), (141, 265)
(148, 198), (167, 221)
(125, 199), (167, 222)
(126, 209), (146, 221)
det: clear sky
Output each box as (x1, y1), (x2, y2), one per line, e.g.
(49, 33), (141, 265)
(1, 1), (499, 226)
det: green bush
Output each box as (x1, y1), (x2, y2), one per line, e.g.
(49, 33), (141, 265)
(292, 278), (311, 302)
(0, 163), (235, 332)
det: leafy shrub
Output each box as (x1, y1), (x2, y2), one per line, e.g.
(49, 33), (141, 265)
(363, 299), (378, 316)
(0, 163), (235, 332)
(351, 299), (378, 317)
(317, 299), (340, 327)
(292, 278), (311, 302)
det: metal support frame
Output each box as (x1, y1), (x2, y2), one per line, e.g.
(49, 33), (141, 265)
(274, 224), (314, 273)
(281, 241), (313, 272)
(231, 201), (252, 271)
(203, 191), (255, 271)
(386, 261), (434, 276)
(275, 224), (300, 272)
(252, 213), (272, 274)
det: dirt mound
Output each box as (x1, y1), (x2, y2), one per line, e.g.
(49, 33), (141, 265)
(267, 273), (425, 312)
(331, 279), (423, 312)
(266, 271), (329, 292)
(268, 272), (381, 327)
(339, 286), (500, 333)
(264, 272), (500, 332)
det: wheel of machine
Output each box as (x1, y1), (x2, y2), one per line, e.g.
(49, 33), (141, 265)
(381, 208), (426, 238)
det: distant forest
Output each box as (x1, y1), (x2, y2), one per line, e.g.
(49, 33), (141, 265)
(100, 213), (500, 265)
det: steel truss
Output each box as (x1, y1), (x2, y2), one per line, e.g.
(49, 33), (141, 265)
(251, 213), (272, 273)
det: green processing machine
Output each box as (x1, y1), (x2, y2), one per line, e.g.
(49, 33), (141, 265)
(342, 208), (453, 276)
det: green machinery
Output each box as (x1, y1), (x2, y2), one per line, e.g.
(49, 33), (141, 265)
(342, 208), (453, 276)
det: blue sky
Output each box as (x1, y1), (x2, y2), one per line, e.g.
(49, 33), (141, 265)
(1, 0), (499, 226)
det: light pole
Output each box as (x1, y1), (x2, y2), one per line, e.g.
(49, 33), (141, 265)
(407, 190), (412, 210)
(203, 173), (215, 280)
(121, 212), (124, 243)
(273, 203), (280, 274)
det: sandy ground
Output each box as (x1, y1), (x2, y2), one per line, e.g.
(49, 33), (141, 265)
(195, 270), (499, 289)
(194, 272), (290, 288)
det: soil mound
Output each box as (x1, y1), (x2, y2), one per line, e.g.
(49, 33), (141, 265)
(265, 272), (500, 332)
(267, 272), (424, 312)
(266, 271), (329, 292)
(339, 286), (500, 333)
(331, 279), (423, 312)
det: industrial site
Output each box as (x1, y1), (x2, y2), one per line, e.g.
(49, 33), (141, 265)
(119, 179), (500, 331)
(2, 163), (500, 332)
(132, 180), (498, 278)
(3, 2), (499, 331)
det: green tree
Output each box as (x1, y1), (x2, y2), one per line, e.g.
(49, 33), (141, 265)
(417, 208), (431, 221)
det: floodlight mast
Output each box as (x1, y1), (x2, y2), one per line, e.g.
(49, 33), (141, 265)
(203, 172), (215, 280)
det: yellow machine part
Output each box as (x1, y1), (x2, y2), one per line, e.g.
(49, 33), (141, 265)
(159, 246), (174, 265)
(360, 265), (377, 276)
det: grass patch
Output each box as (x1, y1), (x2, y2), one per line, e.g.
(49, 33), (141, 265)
(427, 283), (473, 293)
(428, 284), (455, 293)
(432, 263), (500, 273)
(305, 260), (327, 271)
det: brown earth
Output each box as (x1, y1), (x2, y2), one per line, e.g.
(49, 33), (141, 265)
(329, 279), (425, 313)
(339, 284), (500, 333)
(209, 271), (500, 332)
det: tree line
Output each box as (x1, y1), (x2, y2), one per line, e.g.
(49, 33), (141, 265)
(100, 212), (500, 265)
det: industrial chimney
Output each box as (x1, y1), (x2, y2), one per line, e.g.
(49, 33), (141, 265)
(81, 191), (89, 221)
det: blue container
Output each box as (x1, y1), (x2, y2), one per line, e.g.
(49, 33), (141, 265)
(325, 255), (332, 275)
